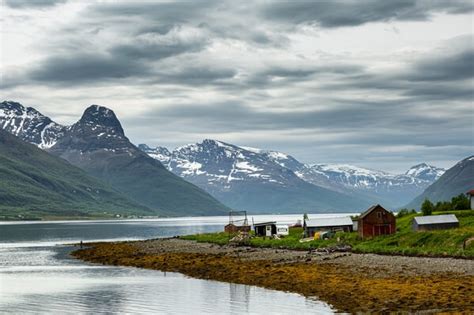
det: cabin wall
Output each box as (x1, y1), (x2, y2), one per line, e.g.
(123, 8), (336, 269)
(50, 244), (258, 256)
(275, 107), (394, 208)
(414, 222), (459, 231)
(358, 206), (396, 238)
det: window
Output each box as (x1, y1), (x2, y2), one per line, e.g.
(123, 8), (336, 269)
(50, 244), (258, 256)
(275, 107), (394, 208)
(377, 212), (382, 219)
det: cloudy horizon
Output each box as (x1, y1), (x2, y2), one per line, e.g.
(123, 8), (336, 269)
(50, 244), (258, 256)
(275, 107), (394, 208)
(1, 0), (473, 172)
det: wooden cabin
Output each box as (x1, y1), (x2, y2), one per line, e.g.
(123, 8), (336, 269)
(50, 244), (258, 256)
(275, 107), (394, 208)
(304, 216), (353, 237)
(358, 204), (396, 238)
(412, 214), (459, 231)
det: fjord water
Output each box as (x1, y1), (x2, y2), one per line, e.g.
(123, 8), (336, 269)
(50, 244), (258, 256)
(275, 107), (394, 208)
(0, 215), (343, 314)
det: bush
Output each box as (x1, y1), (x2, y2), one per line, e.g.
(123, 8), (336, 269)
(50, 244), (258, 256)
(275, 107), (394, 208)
(396, 208), (417, 218)
(421, 199), (434, 216)
(451, 194), (470, 210)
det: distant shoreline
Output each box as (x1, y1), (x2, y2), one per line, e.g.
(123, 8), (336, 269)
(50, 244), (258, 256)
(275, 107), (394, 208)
(72, 238), (474, 313)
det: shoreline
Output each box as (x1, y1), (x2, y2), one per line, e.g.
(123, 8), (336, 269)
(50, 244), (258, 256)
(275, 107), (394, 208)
(72, 238), (474, 313)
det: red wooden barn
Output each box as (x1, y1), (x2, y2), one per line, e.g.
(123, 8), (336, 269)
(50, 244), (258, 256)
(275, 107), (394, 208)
(358, 204), (396, 238)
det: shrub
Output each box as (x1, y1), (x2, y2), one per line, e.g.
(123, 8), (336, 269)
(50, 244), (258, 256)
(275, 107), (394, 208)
(421, 199), (434, 216)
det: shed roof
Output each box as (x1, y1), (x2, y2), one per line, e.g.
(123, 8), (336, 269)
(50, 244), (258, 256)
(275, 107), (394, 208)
(305, 216), (353, 228)
(253, 221), (276, 227)
(413, 214), (458, 225)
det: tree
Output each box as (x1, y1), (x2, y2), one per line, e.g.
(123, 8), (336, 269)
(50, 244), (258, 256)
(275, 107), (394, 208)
(451, 194), (470, 210)
(434, 201), (451, 212)
(421, 199), (434, 216)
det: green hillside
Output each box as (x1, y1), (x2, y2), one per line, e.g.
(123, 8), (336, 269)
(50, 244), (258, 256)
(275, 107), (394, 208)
(0, 129), (153, 220)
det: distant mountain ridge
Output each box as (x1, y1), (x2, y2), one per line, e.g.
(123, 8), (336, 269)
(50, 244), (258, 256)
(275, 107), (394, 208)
(0, 101), (229, 216)
(140, 140), (371, 213)
(139, 140), (445, 211)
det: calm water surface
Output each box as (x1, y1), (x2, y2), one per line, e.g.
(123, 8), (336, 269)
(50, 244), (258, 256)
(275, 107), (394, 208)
(0, 214), (345, 314)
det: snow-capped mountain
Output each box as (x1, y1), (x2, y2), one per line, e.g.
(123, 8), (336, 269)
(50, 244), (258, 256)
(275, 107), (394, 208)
(404, 163), (445, 182)
(0, 101), (229, 216)
(139, 139), (371, 213)
(140, 140), (445, 208)
(0, 101), (66, 148)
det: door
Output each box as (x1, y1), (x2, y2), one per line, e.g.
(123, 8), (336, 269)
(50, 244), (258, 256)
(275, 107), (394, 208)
(265, 225), (272, 237)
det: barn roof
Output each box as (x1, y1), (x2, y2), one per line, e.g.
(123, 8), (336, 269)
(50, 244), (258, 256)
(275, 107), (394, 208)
(305, 216), (353, 228)
(413, 214), (458, 225)
(359, 204), (391, 219)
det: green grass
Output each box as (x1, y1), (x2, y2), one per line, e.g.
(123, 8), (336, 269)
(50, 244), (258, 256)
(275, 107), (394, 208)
(181, 210), (474, 258)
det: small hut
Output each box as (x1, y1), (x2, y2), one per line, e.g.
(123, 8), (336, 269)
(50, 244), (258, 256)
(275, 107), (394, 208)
(412, 214), (459, 231)
(253, 221), (277, 237)
(304, 216), (353, 237)
(358, 204), (396, 238)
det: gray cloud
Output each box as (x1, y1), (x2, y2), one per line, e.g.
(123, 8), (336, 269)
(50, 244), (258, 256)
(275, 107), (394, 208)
(260, 0), (474, 28)
(28, 53), (150, 84)
(4, 0), (66, 8)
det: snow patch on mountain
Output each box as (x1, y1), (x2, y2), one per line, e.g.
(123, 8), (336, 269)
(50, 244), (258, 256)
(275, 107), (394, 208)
(0, 101), (66, 148)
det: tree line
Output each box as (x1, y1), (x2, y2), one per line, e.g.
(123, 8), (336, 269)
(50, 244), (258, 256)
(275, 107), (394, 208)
(397, 193), (471, 218)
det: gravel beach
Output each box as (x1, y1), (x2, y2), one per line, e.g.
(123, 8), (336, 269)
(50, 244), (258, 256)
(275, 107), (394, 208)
(73, 238), (474, 313)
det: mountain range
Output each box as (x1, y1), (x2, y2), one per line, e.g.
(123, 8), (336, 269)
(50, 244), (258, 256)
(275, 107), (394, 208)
(139, 140), (445, 211)
(0, 101), (228, 217)
(1, 100), (470, 217)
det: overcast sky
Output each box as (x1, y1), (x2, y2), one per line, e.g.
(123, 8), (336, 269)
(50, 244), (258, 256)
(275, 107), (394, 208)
(1, 0), (473, 172)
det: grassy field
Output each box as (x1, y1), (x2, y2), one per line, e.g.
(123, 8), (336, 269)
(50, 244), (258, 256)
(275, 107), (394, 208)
(181, 210), (474, 258)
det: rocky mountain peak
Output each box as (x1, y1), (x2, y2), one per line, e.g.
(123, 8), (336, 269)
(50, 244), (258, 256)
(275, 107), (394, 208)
(405, 163), (445, 181)
(78, 105), (124, 136)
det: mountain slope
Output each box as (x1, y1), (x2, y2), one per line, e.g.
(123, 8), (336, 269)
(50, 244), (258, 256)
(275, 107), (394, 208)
(0, 129), (152, 219)
(406, 156), (474, 209)
(48, 105), (229, 216)
(140, 140), (371, 213)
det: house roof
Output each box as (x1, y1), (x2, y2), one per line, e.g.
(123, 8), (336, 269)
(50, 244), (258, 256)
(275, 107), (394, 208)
(253, 221), (276, 227)
(305, 216), (353, 228)
(467, 189), (474, 196)
(359, 204), (390, 219)
(413, 214), (458, 225)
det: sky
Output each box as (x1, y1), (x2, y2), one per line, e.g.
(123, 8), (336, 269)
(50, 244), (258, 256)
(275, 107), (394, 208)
(1, 0), (473, 173)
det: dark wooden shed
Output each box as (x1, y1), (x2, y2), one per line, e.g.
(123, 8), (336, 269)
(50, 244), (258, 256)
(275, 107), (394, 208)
(358, 204), (396, 238)
(412, 214), (459, 231)
(253, 221), (277, 237)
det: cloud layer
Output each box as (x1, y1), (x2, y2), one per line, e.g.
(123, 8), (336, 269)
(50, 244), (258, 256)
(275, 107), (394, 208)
(1, 0), (473, 172)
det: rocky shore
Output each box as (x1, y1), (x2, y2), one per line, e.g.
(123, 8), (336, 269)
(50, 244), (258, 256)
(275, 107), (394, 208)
(72, 238), (474, 313)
